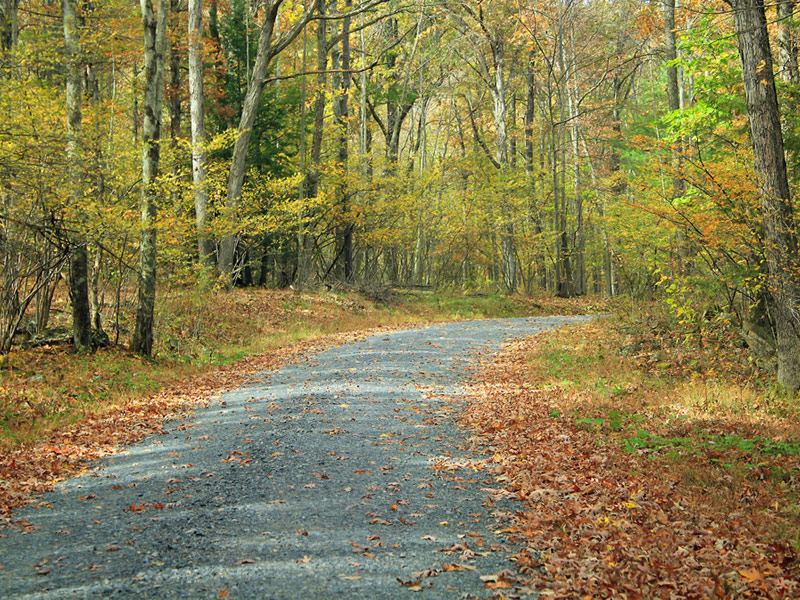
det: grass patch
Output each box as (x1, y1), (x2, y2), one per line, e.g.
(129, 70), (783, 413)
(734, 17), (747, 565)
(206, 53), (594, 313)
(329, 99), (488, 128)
(527, 312), (800, 545)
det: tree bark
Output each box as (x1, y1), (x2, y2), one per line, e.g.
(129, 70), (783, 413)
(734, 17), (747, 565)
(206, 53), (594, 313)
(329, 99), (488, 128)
(728, 0), (800, 389)
(188, 0), (213, 266)
(0, 0), (18, 51)
(331, 0), (353, 283)
(297, 0), (328, 287)
(132, 0), (167, 356)
(567, 26), (584, 295)
(62, 0), (93, 352)
(778, 0), (799, 85)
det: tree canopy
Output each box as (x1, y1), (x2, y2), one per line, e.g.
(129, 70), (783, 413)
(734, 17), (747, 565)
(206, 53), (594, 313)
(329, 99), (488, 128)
(2, 0), (800, 387)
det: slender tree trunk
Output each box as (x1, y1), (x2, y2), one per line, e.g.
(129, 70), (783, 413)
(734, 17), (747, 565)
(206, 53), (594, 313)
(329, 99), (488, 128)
(567, 27), (584, 295)
(188, 0), (213, 266)
(308, 0), (326, 199)
(524, 52), (546, 291)
(664, 0), (690, 272)
(778, 1), (799, 85)
(89, 247), (103, 331)
(332, 0), (353, 283)
(168, 0), (182, 210)
(553, 0), (572, 297)
(63, 0), (93, 352)
(358, 12), (373, 282)
(132, 0), (167, 356)
(0, 0), (19, 51)
(729, 0), (800, 389)
(298, 0), (327, 286)
(484, 30), (515, 293)
(296, 11), (310, 286)
(778, 0), (799, 174)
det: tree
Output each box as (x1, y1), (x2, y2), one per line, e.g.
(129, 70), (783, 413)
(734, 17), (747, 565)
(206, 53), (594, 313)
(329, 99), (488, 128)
(188, 0), (213, 267)
(0, 0), (18, 51)
(132, 0), (168, 356)
(725, 0), (800, 389)
(218, 0), (318, 282)
(62, 0), (93, 352)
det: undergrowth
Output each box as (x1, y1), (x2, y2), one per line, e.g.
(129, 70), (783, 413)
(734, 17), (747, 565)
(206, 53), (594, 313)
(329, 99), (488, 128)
(529, 307), (800, 545)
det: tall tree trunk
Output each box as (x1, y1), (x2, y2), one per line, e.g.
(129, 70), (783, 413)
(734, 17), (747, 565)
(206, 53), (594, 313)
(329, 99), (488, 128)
(729, 0), (800, 390)
(524, 51), (546, 291)
(168, 0), (182, 210)
(778, 1), (799, 85)
(219, 5), (280, 281)
(568, 27), (584, 295)
(0, 0), (18, 51)
(664, 0), (689, 271)
(778, 0), (799, 174)
(298, 0), (327, 286)
(483, 28), (515, 293)
(358, 12), (373, 283)
(188, 0), (213, 266)
(332, 0), (353, 283)
(132, 0), (167, 356)
(553, 0), (572, 297)
(62, 0), (93, 352)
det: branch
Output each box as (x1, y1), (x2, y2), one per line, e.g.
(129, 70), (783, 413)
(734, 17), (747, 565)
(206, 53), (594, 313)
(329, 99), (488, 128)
(462, 94), (500, 169)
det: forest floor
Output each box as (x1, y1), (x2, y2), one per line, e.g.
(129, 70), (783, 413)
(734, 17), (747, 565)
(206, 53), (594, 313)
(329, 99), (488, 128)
(462, 316), (800, 598)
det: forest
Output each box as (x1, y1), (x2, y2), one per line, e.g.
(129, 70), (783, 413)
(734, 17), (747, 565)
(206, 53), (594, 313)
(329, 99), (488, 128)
(6, 1), (800, 595)
(1, 0), (800, 389)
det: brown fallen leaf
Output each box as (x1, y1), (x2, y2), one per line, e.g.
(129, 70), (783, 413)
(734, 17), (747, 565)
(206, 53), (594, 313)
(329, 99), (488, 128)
(413, 568), (439, 579)
(442, 562), (475, 572)
(738, 568), (765, 584)
(480, 570), (515, 589)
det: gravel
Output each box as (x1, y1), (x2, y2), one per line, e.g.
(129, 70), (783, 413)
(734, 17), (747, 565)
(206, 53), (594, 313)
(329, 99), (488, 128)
(0, 316), (591, 599)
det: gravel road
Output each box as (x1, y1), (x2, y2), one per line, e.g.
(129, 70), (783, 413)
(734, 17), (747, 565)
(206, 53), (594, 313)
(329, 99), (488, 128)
(0, 316), (591, 599)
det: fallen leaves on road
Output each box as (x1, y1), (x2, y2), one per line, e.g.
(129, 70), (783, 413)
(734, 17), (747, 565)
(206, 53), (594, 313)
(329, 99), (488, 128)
(0, 325), (417, 523)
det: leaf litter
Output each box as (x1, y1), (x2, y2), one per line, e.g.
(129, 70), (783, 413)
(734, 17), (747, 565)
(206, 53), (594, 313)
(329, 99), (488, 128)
(461, 333), (800, 599)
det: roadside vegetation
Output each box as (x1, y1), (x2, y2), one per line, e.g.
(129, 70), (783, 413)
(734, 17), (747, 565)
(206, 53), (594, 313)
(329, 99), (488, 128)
(464, 306), (800, 598)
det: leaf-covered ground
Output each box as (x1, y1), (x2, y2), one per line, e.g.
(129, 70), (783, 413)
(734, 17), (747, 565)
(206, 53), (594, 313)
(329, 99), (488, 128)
(462, 320), (800, 599)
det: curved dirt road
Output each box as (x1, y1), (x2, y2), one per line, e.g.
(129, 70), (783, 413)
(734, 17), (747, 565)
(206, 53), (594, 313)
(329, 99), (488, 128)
(0, 316), (590, 599)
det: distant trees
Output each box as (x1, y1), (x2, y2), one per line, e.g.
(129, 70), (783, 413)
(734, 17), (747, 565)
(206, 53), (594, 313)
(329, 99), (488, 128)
(2, 0), (800, 386)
